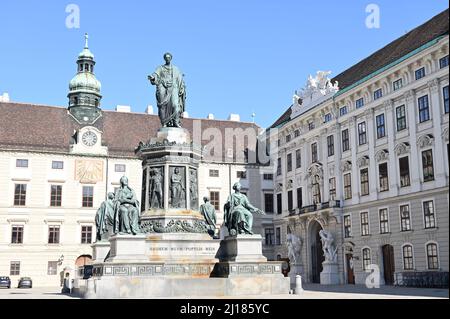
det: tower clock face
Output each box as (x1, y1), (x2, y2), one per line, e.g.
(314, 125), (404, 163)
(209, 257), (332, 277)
(82, 131), (98, 147)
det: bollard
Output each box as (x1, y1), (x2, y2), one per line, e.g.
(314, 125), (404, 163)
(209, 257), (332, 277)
(295, 275), (304, 294)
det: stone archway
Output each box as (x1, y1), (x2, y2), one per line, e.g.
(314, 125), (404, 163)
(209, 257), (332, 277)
(75, 254), (92, 267)
(309, 220), (324, 283)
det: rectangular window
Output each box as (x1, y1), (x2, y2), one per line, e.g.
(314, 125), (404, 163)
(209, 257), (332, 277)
(209, 169), (219, 177)
(277, 158), (282, 176)
(236, 171), (247, 179)
(288, 191), (293, 212)
(376, 114), (385, 139)
(50, 185), (62, 207)
(415, 67), (425, 80)
(373, 88), (383, 100)
(263, 173), (273, 181)
(297, 188), (302, 209)
(16, 159), (28, 168)
(295, 149), (301, 168)
(327, 135), (334, 157)
(311, 143), (318, 163)
(362, 249), (371, 271)
(264, 194), (274, 213)
(277, 194), (282, 214)
(360, 168), (369, 196)
(14, 184), (27, 206)
(379, 208), (389, 234)
(329, 178), (336, 200)
(11, 225), (24, 244)
(423, 200), (435, 229)
(358, 122), (367, 145)
(343, 215), (352, 238)
(399, 157), (410, 187)
(443, 86), (449, 114)
(82, 186), (94, 208)
(393, 79), (403, 91)
(287, 154), (292, 172)
(210, 191), (220, 211)
(418, 95), (430, 123)
(426, 243), (439, 270)
(10, 261), (20, 276)
(361, 212), (370, 236)
(286, 135), (291, 143)
(294, 130), (300, 138)
(422, 149), (434, 182)
(308, 122), (315, 131)
(51, 161), (64, 169)
(355, 98), (364, 109)
(47, 261), (58, 275)
(342, 129), (350, 152)
(396, 105), (407, 131)
(344, 173), (352, 200)
(275, 227), (281, 245)
(264, 228), (274, 246)
(403, 246), (414, 270)
(440, 55), (449, 69)
(81, 226), (93, 244)
(114, 164), (126, 173)
(324, 113), (332, 123)
(400, 204), (411, 231)
(48, 226), (60, 244)
(339, 106), (348, 116)
(379, 163), (389, 192)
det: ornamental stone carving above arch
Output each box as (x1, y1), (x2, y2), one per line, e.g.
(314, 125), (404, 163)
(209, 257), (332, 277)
(287, 179), (294, 190)
(340, 160), (352, 172)
(395, 142), (411, 156)
(307, 163), (323, 179)
(375, 149), (389, 163)
(357, 156), (370, 168)
(275, 183), (283, 193)
(417, 134), (434, 149)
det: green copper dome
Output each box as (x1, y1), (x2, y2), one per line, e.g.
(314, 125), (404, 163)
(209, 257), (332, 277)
(69, 72), (101, 93)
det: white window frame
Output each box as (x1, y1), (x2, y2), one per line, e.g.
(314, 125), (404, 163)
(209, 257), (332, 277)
(424, 241), (440, 270)
(401, 243), (415, 271)
(398, 202), (412, 232)
(361, 246), (372, 271)
(421, 198), (437, 229)
(360, 211), (371, 236)
(378, 207), (390, 234)
(343, 213), (352, 238)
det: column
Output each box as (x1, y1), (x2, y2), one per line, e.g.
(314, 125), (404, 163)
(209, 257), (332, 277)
(164, 163), (170, 210)
(320, 129), (329, 203)
(428, 79), (446, 187)
(334, 123), (343, 202)
(365, 109), (378, 201)
(349, 116), (359, 205)
(405, 90), (421, 193)
(384, 99), (399, 197)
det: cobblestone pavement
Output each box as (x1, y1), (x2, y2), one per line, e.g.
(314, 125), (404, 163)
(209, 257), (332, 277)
(0, 284), (447, 299)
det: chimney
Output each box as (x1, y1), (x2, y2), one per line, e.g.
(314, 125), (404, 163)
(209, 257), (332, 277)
(228, 113), (240, 122)
(116, 105), (131, 113)
(146, 105), (154, 114)
(0, 92), (10, 102)
(207, 113), (214, 120)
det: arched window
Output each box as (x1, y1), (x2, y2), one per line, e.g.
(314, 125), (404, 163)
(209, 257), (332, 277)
(85, 64), (89, 71)
(79, 64), (83, 72)
(362, 248), (371, 271)
(312, 175), (321, 204)
(402, 244), (414, 270)
(426, 243), (439, 270)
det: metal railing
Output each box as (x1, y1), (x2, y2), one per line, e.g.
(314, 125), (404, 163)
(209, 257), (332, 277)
(289, 200), (342, 216)
(394, 271), (449, 288)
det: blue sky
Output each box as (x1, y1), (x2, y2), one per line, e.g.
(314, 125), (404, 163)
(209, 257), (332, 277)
(0, 0), (448, 128)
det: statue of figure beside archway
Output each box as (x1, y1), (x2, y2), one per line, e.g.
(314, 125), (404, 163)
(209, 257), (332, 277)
(319, 229), (338, 263)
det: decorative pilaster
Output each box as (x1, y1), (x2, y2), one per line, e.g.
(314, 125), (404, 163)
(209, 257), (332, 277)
(405, 90), (421, 192)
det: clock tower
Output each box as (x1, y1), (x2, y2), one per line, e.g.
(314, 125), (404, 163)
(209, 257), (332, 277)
(68, 33), (102, 124)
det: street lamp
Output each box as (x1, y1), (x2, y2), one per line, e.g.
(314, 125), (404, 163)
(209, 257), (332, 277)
(57, 254), (64, 265)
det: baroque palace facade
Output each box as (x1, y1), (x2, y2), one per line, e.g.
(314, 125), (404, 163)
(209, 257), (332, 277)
(267, 9), (449, 285)
(0, 9), (448, 288)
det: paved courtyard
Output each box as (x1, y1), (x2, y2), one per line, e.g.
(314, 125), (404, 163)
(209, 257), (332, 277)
(0, 284), (447, 299)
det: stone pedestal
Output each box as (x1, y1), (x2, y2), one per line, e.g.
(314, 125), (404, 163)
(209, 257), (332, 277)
(216, 235), (267, 263)
(320, 261), (340, 285)
(150, 127), (191, 144)
(106, 234), (147, 263)
(289, 263), (304, 287)
(92, 241), (110, 263)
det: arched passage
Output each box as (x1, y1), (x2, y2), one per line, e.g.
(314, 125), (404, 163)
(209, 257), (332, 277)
(75, 254), (92, 267)
(309, 220), (324, 283)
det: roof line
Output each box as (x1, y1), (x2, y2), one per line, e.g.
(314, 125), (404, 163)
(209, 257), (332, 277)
(334, 34), (446, 97)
